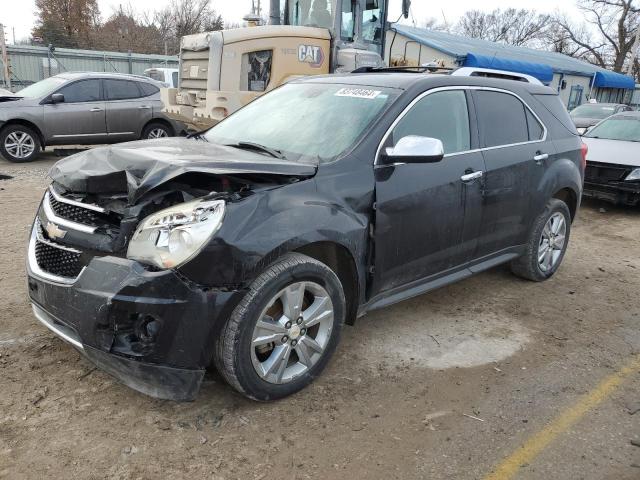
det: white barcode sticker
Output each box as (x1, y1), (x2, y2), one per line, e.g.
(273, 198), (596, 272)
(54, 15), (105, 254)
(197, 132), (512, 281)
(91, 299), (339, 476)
(335, 88), (381, 99)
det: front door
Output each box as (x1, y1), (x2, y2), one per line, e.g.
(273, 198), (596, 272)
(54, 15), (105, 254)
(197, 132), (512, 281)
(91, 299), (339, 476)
(372, 89), (485, 295)
(103, 78), (151, 142)
(43, 79), (107, 144)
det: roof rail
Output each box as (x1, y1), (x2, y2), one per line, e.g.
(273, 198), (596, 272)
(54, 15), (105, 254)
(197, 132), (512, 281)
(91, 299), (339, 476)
(451, 67), (544, 85)
(352, 65), (454, 74)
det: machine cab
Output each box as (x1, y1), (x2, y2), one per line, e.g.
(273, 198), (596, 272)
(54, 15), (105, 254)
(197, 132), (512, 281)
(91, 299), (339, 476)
(283, 0), (388, 71)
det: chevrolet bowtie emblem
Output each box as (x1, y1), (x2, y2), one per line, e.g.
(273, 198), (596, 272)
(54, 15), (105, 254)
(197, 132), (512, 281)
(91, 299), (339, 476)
(45, 221), (67, 240)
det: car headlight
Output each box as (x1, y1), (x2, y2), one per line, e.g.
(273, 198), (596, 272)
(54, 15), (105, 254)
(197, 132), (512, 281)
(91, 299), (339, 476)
(127, 199), (225, 269)
(626, 168), (640, 181)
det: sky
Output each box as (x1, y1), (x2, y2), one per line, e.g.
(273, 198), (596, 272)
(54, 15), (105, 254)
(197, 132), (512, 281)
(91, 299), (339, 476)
(2, 0), (583, 44)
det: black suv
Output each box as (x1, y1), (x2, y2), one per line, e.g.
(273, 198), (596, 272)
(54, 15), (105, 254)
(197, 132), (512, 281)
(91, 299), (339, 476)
(26, 72), (585, 401)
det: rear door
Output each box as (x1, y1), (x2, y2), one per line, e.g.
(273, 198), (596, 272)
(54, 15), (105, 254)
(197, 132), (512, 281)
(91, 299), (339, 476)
(103, 79), (151, 141)
(372, 88), (486, 295)
(471, 88), (552, 258)
(43, 79), (107, 144)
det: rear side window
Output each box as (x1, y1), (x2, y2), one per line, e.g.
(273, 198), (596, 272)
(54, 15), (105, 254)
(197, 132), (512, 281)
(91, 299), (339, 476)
(139, 82), (160, 97)
(526, 109), (544, 141)
(56, 79), (101, 103)
(172, 71), (179, 86)
(104, 79), (142, 100)
(473, 90), (529, 147)
(392, 90), (471, 154)
(533, 94), (577, 134)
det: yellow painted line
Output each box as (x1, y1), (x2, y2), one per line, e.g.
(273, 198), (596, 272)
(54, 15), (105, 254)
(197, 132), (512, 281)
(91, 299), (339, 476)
(484, 355), (640, 480)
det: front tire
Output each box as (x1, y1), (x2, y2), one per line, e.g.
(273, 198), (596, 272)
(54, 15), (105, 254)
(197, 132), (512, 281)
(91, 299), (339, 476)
(214, 253), (345, 401)
(511, 198), (571, 282)
(0, 125), (41, 163)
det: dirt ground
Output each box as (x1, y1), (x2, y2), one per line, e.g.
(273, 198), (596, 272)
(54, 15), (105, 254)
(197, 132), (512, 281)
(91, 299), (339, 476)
(1, 151), (639, 480)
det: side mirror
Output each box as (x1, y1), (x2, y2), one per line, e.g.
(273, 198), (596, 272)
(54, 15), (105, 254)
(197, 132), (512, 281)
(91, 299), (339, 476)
(50, 93), (64, 104)
(381, 136), (445, 164)
(401, 0), (411, 19)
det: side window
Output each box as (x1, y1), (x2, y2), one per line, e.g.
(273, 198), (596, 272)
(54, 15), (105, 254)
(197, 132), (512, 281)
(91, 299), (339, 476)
(525, 108), (544, 141)
(474, 90), (529, 147)
(391, 90), (471, 155)
(56, 79), (101, 103)
(139, 82), (160, 97)
(104, 79), (142, 101)
(172, 71), (179, 87)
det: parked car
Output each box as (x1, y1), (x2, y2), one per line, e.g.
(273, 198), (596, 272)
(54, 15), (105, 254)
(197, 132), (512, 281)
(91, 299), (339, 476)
(570, 102), (632, 134)
(26, 72), (584, 401)
(582, 111), (640, 206)
(0, 72), (185, 163)
(143, 68), (179, 88)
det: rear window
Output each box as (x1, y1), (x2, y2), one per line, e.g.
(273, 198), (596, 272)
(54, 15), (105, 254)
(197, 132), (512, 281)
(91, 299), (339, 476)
(473, 90), (529, 147)
(533, 94), (578, 135)
(104, 79), (142, 100)
(139, 82), (160, 97)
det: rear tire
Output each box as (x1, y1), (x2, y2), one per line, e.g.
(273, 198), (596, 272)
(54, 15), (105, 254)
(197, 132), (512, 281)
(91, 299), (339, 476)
(511, 198), (571, 282)
(141, 121), (173, 140)
(0, 125), (41, 163)
(214, 253), (345, 401)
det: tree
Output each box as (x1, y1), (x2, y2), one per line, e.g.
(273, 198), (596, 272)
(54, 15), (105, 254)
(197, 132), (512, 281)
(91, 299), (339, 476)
(552, 0), (640, 72)
(153, 0), (224, 53)
(32, 0), (100, 48)
(456, 8), (551, 48)
(94, 5), (164, 54)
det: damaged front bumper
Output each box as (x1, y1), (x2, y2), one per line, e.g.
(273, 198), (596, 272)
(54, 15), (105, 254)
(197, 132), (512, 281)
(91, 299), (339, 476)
(584, 162), (640, 206)
(27, 243), (245, 401)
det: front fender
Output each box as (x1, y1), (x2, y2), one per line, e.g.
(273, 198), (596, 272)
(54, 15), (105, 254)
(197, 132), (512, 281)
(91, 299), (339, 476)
(177, 179), (369, 289)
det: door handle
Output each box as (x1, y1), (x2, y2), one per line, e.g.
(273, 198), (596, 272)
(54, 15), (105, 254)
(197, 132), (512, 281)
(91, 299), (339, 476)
(533, 153), (549, 164)
(460, 170), (483, 183)
(89, 107), (103, 112)
(138, 105), (151, 109)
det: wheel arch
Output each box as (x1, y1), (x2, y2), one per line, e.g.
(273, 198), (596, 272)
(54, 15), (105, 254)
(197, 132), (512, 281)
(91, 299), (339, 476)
(552, 187), (579, 220)
(1, 119), (46, 148)
(294, 241), (360, 326)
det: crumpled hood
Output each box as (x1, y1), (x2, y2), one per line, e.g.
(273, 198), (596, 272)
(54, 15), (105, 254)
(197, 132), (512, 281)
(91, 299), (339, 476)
(582, 137), (640, 168)
(49, 137), (318, 204)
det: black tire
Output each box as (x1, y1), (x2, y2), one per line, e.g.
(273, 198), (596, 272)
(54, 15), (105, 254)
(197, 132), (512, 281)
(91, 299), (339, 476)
(141, 121), (173, 140)
(214, 253), (345, 401)
(511, 198), (572, 282)
(0, 124), (41, 163)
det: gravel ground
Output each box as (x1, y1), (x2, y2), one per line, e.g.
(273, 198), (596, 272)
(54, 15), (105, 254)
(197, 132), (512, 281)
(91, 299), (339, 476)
(1, 152), (639, 479)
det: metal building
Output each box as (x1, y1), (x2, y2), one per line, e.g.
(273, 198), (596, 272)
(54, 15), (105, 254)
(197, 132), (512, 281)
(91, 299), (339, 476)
(386, 25), (636, 110)
(1, 44), (178, 91)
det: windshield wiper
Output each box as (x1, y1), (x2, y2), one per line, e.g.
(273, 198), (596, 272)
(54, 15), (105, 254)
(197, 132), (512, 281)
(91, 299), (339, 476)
(225, 142), (285, 159)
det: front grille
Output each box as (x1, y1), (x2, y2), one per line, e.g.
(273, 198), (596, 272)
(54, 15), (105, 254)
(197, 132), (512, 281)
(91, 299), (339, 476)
(49, 194), (103, 226)
(34, 235), (83, 278)
(585, 162), (632, 183)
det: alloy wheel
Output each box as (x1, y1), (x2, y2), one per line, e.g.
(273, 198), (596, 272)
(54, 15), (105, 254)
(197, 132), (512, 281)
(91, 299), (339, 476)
(538, 212), (566, 272)
(147, 128), (168, 139)
(4, 131), (35, 159)
(251, 281), (334, 384)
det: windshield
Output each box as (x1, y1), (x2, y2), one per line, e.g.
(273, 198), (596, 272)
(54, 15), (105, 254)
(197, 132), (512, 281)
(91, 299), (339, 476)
(17, 77), (67, 98)
(287, 0), (334, 29)
(570, 104), (617, 119)
(205, 83), (398, 162)
(584, 116), (640, 142)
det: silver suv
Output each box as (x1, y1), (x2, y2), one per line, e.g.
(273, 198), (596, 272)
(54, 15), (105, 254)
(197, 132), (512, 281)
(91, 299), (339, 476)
(0, 72), (185, 162)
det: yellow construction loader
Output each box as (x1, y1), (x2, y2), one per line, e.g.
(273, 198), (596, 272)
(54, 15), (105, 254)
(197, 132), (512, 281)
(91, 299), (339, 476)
(162, 0), (410, 130)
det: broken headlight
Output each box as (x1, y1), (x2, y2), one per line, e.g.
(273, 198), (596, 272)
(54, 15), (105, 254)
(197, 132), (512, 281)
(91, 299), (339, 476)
(127, 199), (225, 269)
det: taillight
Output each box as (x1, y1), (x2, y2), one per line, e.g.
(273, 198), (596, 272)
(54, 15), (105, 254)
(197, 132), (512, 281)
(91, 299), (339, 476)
(580, 142), (588, 171)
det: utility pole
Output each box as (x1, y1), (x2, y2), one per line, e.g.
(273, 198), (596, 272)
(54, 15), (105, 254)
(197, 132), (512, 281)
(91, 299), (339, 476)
(0, 24), (11, 89)
(627, 25), (640, 76)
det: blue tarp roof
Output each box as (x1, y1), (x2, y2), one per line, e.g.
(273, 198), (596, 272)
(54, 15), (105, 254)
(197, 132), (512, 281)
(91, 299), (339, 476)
(464, 53), (554, 84)
(593, 70), (635, 89)
(391, 25), (635, 90)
